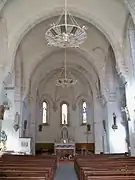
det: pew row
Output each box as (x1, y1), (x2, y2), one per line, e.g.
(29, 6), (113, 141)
(0, 154), (57, 180)
(74, 155), (135, 180)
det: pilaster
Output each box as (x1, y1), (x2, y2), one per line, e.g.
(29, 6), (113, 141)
(28, 90), (38, 155)
(0, 66), (5, 137)
(125, 83), (135, 156)
(14, 50), (23, 137)
(93, 96), (103, 154)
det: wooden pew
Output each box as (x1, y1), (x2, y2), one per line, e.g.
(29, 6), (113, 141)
(74, 155), (135, 180)
(0, 177), (47, 180)
(0, 154), (57, 180)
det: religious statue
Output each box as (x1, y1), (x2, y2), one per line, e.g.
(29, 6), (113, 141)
(0, 105), (5, 120)
(54, 118), (75, 156)
(61, 119), (69, 143)
(0, 130), (7, 152)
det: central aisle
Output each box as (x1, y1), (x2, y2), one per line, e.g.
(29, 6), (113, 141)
(54, 163), (78, 180)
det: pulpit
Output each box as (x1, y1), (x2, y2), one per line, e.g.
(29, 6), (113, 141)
(54, 121), (75, 157)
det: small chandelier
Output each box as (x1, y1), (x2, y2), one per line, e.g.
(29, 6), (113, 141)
(56, 48), (77, 88)
(45, 0), (87, 48)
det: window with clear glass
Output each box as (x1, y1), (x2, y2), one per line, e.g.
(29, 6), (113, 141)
(42, 101), (48, 124)
(82, 101), (87, 124)
(61, 103), (68, 125)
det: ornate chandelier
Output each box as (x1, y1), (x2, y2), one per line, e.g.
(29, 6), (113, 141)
(45, 0), (87, 48)
(56, 48), (77, 88)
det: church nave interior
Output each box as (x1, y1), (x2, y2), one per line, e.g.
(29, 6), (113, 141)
(1, 0), (135, 179)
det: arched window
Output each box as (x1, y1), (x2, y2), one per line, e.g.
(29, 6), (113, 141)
(82, 101), (87, 124)
(42, 101), (49, 124)
(61, 103), (68, 125)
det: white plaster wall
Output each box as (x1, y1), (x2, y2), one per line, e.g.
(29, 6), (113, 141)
(1, 90), (20, 152)
(105, 52), (127, 153)
(0, 17), (8, 66)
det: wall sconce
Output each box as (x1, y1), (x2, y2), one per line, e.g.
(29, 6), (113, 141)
(112, 113), (118, 131)
(0, 105), (5, 120)
(13, 124), (20, 132)
(38, 124), (43, 132)
(87, 124), (91, 132)
(24, 120), (27, 130)
(102, 120), (107, 132)
(13, 112), (20, 132)
(3, 93), (10, 110)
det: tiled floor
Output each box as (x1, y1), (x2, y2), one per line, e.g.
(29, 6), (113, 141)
(54, 163), (78, 180)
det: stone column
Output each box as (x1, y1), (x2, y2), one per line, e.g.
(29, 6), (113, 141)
(129, 131), (135, 156)
(103, 132), (109, 153)
(125, 83), (135, 156)
(0, 66), (6, 138)
(0, 17), (9, 135)
(93, 95), (103, 154)
(14, 50), (23, 137)
(0, 88), (3, 135)
(28, 89), (38, 155)
(102, 101), (110, 153)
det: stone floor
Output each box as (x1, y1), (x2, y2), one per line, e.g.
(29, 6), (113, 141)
(54, 163), (78, 180)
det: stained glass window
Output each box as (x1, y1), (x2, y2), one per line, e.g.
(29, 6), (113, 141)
(42, 101), (48, 124)
(82, 101), (87, 124)
(61, 103), (68, 124)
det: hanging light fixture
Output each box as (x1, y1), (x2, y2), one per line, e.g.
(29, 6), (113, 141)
(56, 48), (77, 88)
(45, 0), (87, 48)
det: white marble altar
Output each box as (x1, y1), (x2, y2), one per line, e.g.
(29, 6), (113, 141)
(54, 121), (75, 156)
(54, 143), (75, 156)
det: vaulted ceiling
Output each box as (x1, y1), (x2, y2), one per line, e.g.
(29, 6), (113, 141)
(0, 0), (132, 84)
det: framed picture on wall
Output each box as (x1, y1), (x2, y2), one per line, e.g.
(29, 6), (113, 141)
(19, 137), (31, 155)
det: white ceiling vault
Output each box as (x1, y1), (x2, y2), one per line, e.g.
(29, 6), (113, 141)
(0, 0), (7, 11)
(0, 0), (133, 84)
